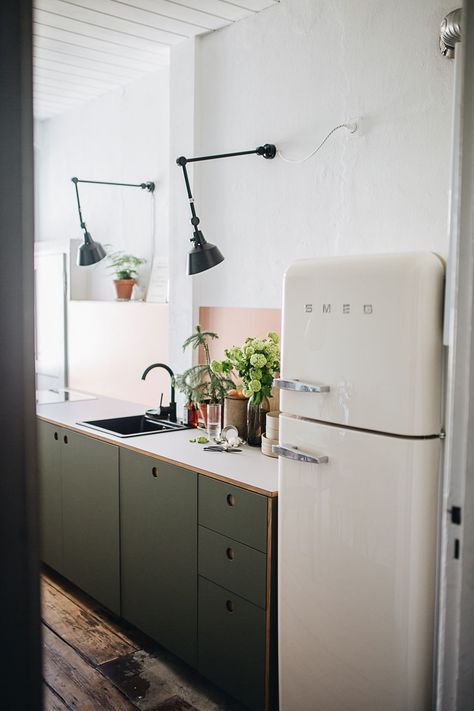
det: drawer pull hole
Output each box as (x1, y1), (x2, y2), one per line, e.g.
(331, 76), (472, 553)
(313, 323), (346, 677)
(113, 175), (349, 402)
(63, 435), (68, 445)
(226, 547), (235, 560)
(226, 600), (235, 613)
(54, 432), (58, 441)
(226, 494), (236, 507)
(152, 467), (158, 478)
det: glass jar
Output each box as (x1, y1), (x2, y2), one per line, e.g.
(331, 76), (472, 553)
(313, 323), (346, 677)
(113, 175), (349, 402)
(247, 400), (261, 446)
(247, 396), (270, 447)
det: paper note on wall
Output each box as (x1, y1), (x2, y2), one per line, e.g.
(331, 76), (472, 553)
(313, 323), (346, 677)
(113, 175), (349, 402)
(146, 258), (169, 303)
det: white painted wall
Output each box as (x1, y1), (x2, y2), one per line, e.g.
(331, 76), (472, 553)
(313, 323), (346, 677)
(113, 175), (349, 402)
(168, 39), (197, 384)
(33, 0), (456, 403)
(187, 0), (454, 312)
(35, 69), (169, 301)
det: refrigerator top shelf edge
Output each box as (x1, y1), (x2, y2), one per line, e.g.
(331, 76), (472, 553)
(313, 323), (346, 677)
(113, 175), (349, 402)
(280, 252), (445, 437)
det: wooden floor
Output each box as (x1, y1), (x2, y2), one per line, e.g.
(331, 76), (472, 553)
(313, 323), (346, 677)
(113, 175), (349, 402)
(42, 569), (245, 711)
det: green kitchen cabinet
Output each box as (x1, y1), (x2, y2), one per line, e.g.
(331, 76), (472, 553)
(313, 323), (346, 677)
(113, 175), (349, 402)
(37, 421), (120, 614)
(37, 417), (278, 709)
(37, 420), (63, 573)
(61, 430), (120, 614)
(120, 449), (198, 667)
(198, 475), (278, 711)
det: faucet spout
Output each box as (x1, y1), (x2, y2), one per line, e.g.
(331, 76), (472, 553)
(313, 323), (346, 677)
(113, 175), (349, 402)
(141, 362), (176, 421)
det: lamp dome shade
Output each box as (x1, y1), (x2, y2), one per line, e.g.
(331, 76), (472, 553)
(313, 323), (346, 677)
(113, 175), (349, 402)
(188, 241), (224, 275)
(77, 233), (106, 266)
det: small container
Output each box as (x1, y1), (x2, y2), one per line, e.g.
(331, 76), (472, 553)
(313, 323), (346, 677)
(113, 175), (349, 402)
(221, 425), (239, 443)
(224, 395), (249, 440)
(261, 433), (279, 458)
(266, 411), (280, 440)
(183, 402), (198, 428)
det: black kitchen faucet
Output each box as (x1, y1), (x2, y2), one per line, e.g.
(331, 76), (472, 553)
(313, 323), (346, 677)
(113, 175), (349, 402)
(141, 363), (177, 422)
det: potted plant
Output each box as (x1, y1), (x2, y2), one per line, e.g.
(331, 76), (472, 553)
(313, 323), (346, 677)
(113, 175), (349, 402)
(211, 332), (280, 446)
(106, 250), (146, 301)
(173, 325), (235, 426)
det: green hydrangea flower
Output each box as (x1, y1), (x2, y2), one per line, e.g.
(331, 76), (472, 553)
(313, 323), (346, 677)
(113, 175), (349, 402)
(249, 379), (262, 392)
(210, 360), (223, 374)
(208, 333), (279, 404)
(250, 353), (266, 368)
(263, 342), (277, 357)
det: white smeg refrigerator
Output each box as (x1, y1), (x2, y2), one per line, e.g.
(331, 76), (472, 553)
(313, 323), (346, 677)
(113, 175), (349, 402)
(274, 252), (445, 711)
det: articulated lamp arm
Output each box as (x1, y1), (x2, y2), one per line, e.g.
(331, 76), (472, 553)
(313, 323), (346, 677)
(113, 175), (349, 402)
(175, 144), (276, 275)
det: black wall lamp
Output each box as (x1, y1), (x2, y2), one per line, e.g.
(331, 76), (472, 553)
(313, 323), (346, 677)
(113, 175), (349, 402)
(72, 177), (155, 266)
(176, 143), (276, 275)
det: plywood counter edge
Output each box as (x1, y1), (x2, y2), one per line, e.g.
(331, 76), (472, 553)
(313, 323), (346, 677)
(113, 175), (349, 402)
(37, 415), (279, 498)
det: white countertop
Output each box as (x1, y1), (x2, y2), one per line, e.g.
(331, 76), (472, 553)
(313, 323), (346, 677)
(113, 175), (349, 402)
(37, 395), (279, 497)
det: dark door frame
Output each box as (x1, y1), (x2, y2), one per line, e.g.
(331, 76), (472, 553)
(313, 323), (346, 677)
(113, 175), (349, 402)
(0, 0), (42, 708)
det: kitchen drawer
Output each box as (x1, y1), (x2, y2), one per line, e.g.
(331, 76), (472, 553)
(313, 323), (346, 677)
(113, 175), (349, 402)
(199, 526), (267, 608)
(199, 476), (268, 552)
(198, 576), (266, 711)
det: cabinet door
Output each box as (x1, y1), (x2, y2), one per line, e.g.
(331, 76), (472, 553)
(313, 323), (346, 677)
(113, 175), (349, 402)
(120, 449), (197, 667)
(199, 577), (266, 711)
(37, 420), (63, 572)
(61, 430), (120, 614)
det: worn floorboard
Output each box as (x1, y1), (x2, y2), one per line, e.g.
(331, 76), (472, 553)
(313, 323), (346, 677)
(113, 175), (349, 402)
(42, 578), (136, 665)
(43, 684), (70, 710)
(41, 570), (244, 711)
(151, 697), (198, 710)
(100, 650), (241, 711)
(42, 569), (137, 648)
(43, 625), (135, 710)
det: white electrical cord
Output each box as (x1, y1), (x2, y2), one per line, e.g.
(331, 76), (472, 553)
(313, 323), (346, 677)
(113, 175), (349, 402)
(277, 122), (358, 163)
(149, 188), (156, 265)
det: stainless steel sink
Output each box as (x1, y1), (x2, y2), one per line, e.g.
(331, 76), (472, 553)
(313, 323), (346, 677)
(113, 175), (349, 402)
(78, 414), (190, 438)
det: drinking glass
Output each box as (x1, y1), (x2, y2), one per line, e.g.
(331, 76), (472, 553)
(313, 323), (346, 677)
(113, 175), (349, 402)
(207, 403), (222, 440)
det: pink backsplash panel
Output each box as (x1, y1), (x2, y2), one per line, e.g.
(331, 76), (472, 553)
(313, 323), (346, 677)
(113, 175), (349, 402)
(198, 306), (282, 363)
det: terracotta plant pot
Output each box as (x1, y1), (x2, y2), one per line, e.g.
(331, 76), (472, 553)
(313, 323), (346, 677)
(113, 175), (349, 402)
(114, 279), (135, 301)
(198, 402), (208, 427)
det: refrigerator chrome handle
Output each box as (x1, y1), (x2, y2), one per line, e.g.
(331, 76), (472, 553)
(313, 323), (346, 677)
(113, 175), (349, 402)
(272, 443), (329, 464)
(273, 377), (330, 393)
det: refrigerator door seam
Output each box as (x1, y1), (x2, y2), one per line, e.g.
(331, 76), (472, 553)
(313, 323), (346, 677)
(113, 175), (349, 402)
(281, 412), (443, 440)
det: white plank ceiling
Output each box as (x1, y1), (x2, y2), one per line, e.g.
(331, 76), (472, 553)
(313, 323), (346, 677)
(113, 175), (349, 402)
(33, 0), (279, 120)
